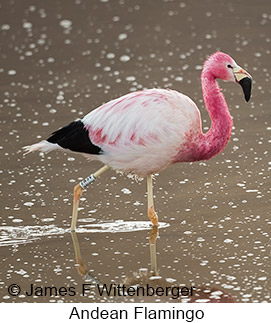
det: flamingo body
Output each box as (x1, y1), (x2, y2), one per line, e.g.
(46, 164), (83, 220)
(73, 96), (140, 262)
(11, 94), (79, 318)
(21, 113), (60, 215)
(82, 89), (202, 176)
(30, 89), (202, 176)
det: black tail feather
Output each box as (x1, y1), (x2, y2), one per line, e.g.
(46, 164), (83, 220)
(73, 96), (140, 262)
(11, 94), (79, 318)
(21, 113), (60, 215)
(47, 120), (102, 155)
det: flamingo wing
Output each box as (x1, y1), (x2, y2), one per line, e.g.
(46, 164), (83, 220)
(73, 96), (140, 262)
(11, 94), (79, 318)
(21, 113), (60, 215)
(47, 120), (102, 155)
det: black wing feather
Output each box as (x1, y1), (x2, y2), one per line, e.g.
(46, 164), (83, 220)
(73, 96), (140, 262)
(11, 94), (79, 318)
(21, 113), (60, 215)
(47, 120), (102, 155)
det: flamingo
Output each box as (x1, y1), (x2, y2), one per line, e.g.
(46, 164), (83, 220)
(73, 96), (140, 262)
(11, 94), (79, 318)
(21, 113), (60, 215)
(24, 52), (252, 231)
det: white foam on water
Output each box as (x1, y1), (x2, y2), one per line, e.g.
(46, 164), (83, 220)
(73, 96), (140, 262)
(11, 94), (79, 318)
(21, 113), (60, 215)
(0, 221), (170, 246)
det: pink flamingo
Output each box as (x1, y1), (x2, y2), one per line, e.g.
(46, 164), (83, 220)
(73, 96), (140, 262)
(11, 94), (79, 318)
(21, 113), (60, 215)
(24, 52), (252, 231)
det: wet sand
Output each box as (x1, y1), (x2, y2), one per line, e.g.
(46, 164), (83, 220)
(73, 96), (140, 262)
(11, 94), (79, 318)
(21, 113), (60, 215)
(0, 0), (270, 302)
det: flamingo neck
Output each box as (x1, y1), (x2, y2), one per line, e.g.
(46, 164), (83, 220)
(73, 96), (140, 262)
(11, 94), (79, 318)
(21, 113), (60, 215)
(197, 70), (233, 160)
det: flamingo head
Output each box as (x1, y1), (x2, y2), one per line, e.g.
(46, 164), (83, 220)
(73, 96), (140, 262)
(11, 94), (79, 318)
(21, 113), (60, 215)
(204, 51), (252, 102)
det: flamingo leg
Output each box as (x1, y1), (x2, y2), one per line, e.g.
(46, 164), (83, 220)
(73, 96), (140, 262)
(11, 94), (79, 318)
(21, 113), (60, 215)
(71, 165), (110, 231)
(147, 174), (158, 227)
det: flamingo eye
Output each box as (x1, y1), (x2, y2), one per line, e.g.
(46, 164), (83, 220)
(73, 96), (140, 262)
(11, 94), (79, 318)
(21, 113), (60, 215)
(227, 64), (233, 69)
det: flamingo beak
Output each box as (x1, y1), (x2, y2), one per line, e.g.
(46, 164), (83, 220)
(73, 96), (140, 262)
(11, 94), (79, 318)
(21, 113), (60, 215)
(233, 66), (252, 102)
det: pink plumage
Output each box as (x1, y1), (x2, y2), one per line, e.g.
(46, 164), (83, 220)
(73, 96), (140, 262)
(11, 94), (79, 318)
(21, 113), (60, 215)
(24, 52), (252, 230)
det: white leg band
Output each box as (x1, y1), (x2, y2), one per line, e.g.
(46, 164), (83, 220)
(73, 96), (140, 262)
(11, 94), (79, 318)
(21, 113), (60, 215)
(79, 174), (96, 190)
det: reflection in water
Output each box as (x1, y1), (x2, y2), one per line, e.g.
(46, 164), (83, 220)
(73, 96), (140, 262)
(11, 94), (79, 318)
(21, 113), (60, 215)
(71, 231), (100, 284)
(0, 221), (169, 247)
(71, 228), (235, 303)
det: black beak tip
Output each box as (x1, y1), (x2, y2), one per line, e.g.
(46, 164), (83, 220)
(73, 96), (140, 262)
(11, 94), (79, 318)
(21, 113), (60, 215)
(239, 77), (252, 102)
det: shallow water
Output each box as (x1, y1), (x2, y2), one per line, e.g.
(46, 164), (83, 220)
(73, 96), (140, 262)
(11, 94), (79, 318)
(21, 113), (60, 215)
(0, 0), (270, 303)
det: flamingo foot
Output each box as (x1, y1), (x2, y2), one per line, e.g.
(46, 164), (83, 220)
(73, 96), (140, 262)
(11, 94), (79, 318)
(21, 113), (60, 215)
(148, 206), (159, 227)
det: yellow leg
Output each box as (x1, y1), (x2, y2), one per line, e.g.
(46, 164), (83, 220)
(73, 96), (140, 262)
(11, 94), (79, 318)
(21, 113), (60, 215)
(147, 174), (158, 227)
(71, 184), (83, 231)
(70, 165), (109, 231)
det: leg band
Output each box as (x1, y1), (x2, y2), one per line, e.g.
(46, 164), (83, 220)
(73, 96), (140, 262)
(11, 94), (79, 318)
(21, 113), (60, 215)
(79, 174), (96, 190)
